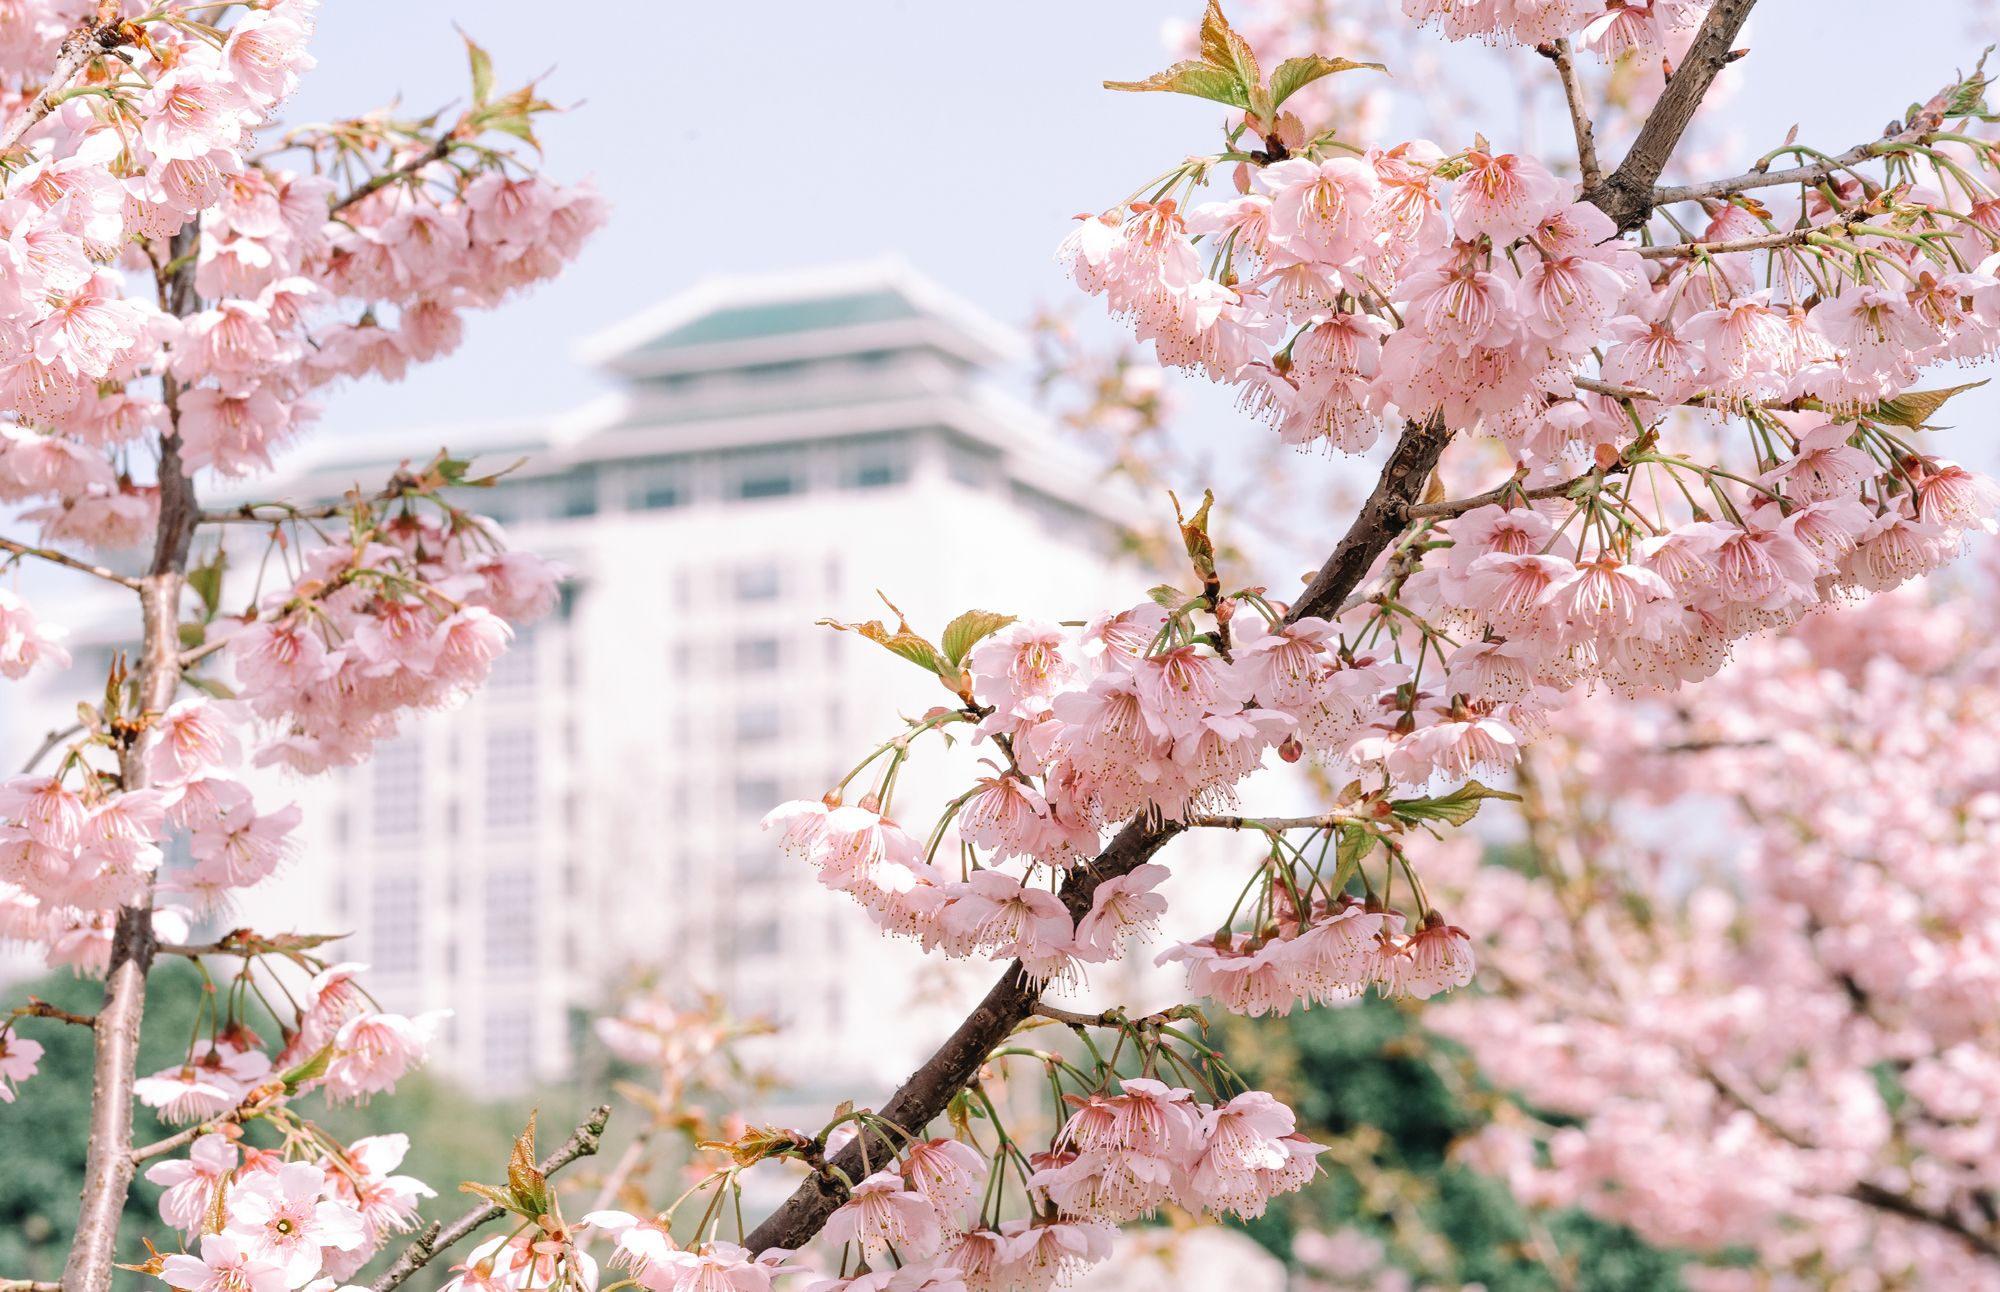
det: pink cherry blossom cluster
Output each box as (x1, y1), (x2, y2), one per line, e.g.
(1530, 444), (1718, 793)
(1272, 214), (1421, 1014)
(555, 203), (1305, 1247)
(1062, 53), (2000, 734)
(0, 0), (599, 562)
(0, 697), (299, 963)
(764, 604), (1488, 1003)
(1161, 900), (1474, 1015)
(145, 1135), (431, 1292)
(1424, 552), (2000, 1285)
(135, 959), (442, 1126)
(228, 508), (561, 774)
(1400, 0), (1712, 52)
(582, 1085), (1322, 1292)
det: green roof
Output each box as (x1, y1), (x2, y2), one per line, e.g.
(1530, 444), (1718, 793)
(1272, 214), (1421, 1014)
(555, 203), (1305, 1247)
(642, 289), (921, 350)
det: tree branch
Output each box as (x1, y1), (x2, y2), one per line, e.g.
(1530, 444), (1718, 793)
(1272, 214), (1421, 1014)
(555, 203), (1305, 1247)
(63, 224), (202, 1292)
(0, 11), (129, 158)
(9, 998), (95, 1028)
(368, 1105), (611, 1292)
(1539, 39), (1601, 191)
(0, 535), (141, 589)
(329, 134), (455, 217)
(742, 417), (1456, 1254)
(1582, 0), (1759, 229)
(1636, 222), (1883, 260)
(1292, 415), (1451, 621)
(1185, 811), (1363, 832)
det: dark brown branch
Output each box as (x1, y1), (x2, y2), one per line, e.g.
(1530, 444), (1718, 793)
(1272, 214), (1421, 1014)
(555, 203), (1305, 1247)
(1292, 415), (1451, 621)
(1849, 1182), (2000, 1260)
(368, 1105), (611, 1292)
(743, 417), (1456, 1253)
(1583, 0), (1759, 229)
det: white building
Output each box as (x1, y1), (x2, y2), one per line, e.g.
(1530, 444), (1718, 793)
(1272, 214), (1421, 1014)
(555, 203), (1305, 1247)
(226, 261), (1166, 1098)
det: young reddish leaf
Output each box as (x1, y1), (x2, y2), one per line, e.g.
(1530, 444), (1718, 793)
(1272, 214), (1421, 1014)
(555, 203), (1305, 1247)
(1196, 0), (1261, 98)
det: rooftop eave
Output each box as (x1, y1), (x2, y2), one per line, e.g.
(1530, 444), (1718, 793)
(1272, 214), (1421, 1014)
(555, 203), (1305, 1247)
(599, 316), (1001, 380)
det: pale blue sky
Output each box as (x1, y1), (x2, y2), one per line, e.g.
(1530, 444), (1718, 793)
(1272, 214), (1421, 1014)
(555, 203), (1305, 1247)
(289, 0), (2000, 466)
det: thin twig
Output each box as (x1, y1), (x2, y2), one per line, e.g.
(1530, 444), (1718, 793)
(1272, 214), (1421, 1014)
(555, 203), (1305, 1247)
(9, 998), (95, 1027)
(329, 133), (455, 216)
(0, 535), (141, 589)
(129, 1104), (258, 1165)
(1405, 471), (1595, 520)
(368, 1105), (611, 1292)
(19, 722), (84, 775)
(0, 14), (128, 157)
(1185, 811), (1364, 832)
(1540, 39), (1601, 191)
(1636, 223), (1876, 259)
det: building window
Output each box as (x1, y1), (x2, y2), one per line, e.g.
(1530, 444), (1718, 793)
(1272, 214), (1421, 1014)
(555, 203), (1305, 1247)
(734, 563), (779, 601)
(484, 869), (538, 973)
(735, 706), (781, 743)
(740, 917), (781, 956)
(738, 846), (784, 881)
(735, 777), (779, 816)
(946, 444), (995, 489)
(630, 468), (686, 510)
(485, 728), (538, 829)
(371, 875), (421, 975)
(733, 636), (780, 672)
(844, 444), (907, 489)
(735, 471), (795, 500)
(559, 474), (598, 518)
(482, 1007), (534, 1083)
(372, 739), (423, 841)
(487, 625), (536, 690)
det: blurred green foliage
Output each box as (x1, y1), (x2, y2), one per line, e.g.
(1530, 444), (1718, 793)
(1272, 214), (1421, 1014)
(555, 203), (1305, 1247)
(1224, 995), (1689, 1291)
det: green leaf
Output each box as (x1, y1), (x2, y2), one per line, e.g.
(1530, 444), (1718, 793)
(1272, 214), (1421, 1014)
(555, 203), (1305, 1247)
(1329, 824), (1376, 892)
(1195, 0), (1260, 98)
(177, 622), (205, 650)
(279, 1041), (337, 1094)
(1104, 59), (1251, 108)
(1391, 779), (1522, 828)
(940, 610), (1016, 669)
(1269, 53), (1386, 108)
(1866, 379), (1989, 428)
(1148, 583), (1189, 609)
(464, 32), (495, 108)
(187, 549), (227, 622)
(182, 673), (237, 701)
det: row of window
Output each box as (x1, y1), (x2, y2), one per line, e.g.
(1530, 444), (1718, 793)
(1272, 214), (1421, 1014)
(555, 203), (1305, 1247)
(473, 439), (911, 526)
(365, 868), (543, 977)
